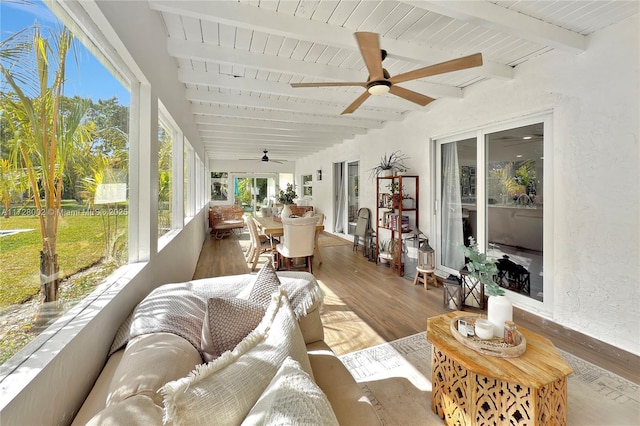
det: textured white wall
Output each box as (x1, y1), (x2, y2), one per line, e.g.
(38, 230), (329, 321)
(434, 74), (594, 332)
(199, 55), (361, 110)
(298, 15), (639, 354)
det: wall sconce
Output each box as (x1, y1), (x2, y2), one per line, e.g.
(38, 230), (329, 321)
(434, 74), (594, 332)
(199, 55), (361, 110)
(316, 170), (322, 181)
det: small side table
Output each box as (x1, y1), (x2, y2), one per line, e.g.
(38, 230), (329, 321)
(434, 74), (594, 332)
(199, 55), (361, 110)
(427, 312), (573, 425)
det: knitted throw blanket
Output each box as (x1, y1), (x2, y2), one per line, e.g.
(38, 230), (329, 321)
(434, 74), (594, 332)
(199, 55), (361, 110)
(109, 272), (323, 358)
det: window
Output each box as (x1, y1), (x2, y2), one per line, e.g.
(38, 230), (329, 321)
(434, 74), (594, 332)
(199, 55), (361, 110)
(0, 3), (130, 364)
(302, 174), (313, 197)
(157, 119), (173, 238)
(211, 172), (229, 201)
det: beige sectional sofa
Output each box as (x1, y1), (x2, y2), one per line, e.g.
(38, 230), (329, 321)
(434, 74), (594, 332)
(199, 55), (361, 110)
(71, 266), (380, 425)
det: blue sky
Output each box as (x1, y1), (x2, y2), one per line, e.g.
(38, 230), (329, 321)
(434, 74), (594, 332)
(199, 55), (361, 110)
(1, 0), (130, 105)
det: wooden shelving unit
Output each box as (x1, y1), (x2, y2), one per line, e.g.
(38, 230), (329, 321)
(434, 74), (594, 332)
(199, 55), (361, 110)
(375, 175), (419, 276)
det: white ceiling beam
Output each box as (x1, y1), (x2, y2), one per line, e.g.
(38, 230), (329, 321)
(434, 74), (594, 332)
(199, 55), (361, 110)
(407, 1), (587, 54)
(168, 39), (462, 99)
(179, 69), (423, 111)
(204, 144), (323, 153)
(199, 130), (340, 144)
(194, 115), (368, 135)
(201, 138), (335, 152)
(185, 89), (401, 121)
(152, 0), (512, 79)
(198, 125), (354, 140)
(191, 104), (384, 129)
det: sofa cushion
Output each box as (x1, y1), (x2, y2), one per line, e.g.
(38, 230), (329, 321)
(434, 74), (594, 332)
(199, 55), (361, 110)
(70, 350), (125, 426)
(106, 333), (201, 407)
(242, 357), (339, 426)
(200, 297), (265, 362)
(306, 341), (381, 426)
(85, 395), (162, 426)
(161, 287), (312, 426)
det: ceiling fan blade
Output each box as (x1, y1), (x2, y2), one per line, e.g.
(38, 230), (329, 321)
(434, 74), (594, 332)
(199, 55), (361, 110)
(291, 82), (367, 88)
(388, 85), (435, 107)
(355, 32), (385, 81)
(341, 91), (371, 115)
(389, 53), (483, 84)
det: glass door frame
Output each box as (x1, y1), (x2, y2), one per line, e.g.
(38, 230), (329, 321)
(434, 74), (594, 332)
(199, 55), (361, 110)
(434, 112), (553, 313)
(231, 173), (278, 215)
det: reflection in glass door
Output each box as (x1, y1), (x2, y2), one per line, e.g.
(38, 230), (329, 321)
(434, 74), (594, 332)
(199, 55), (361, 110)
(436, 119), (546, 303)
(486, 124), (544, 301)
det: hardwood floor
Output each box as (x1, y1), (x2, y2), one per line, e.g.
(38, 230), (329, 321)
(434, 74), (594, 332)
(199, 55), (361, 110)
(193, 230), (640, 385)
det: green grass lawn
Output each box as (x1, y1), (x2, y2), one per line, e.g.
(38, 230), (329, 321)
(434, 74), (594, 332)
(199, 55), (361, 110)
(0, 211), (127, 308)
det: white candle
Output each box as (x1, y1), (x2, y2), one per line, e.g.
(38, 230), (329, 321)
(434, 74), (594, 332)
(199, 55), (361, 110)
(475, 319), (494, 340)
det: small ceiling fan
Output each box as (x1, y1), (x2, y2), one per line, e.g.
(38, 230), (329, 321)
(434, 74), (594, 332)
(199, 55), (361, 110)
(240, 150), (287, 164)
(290, 32), (483, 115)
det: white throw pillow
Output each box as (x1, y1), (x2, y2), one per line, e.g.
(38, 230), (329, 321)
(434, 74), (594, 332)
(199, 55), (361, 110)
(161, 287), (312, 426)
(242, 357), (339, 426)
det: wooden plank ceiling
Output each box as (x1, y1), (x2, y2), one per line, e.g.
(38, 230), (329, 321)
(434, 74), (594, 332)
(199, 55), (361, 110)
(148, 0), (638, 162)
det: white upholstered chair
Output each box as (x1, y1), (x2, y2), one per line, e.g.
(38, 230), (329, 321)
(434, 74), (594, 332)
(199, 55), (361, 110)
(276, 216), (318, 273)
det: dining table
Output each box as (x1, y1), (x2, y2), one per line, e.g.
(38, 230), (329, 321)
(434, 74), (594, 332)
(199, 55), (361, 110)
(253, 216), (325, 263)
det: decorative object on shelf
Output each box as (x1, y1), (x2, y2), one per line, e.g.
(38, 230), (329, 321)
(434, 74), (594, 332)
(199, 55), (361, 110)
(369, 150), (409, 180)
(461, 237), (512, 337)
(375, 175), (418, 277)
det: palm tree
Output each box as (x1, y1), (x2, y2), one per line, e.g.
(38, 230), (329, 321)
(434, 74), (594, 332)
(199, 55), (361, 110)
(1, 25), (91, 302)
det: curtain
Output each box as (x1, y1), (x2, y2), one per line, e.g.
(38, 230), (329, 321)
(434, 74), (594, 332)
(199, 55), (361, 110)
(441, 143), (464, 270)
(334, 163), (345, 233)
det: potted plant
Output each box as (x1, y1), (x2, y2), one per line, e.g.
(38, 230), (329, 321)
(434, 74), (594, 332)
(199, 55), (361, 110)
(277, 183), (297, 218)
(461, 237), (512, 337)
(369, 150), (409, 180)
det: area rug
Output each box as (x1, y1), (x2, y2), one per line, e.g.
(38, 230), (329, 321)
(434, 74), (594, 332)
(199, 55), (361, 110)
(339, 332), (640, 426)
(317, 232), (352, 248)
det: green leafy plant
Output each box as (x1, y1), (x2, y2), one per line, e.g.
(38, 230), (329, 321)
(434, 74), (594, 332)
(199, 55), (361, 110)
(369, 150), (409, 180)
(461, 237), (504, 296)
(277, 183), (297, 205)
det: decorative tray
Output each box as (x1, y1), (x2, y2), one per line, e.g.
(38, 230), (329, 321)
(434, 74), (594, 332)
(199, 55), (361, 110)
(449, 315), (526, 358)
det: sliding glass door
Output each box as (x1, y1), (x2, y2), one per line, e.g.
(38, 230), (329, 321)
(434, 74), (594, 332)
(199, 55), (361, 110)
(436, 116), (548, 304)
(333, 160), (359, 237)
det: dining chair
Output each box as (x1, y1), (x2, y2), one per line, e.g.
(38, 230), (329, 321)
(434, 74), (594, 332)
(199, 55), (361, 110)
(276, 216), (318, 273)
(245, 215), (273, 271)
(313, 213), (325, 264)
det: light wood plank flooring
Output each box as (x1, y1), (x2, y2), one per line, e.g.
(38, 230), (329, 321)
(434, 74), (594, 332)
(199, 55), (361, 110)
(193, 230), (639, 385)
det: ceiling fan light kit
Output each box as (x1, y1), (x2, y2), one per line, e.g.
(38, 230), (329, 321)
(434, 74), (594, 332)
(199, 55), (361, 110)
(367, 81), (391, 96)
(290, 32), (483, 115)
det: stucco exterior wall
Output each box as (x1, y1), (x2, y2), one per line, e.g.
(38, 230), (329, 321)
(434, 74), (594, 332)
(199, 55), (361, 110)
(297, 15), (639, 354)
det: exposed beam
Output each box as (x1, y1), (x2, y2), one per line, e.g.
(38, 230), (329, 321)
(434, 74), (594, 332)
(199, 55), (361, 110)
(168, 39), (462, 99)
(186, 89), (402, 121)
(179, 69), (422, 111)
(194, 115), (368, 135)
(151, 0), (512, 79)
(407, 1), (587, 54)
(199, 130), (340, 145)
(198, 125), (354, 141)
(190, 104), (385, 129)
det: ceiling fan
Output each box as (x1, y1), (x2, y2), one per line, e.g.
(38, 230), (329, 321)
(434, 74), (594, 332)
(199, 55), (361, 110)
(240, 150), (287, 164)
(290, 32), (483, 115)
